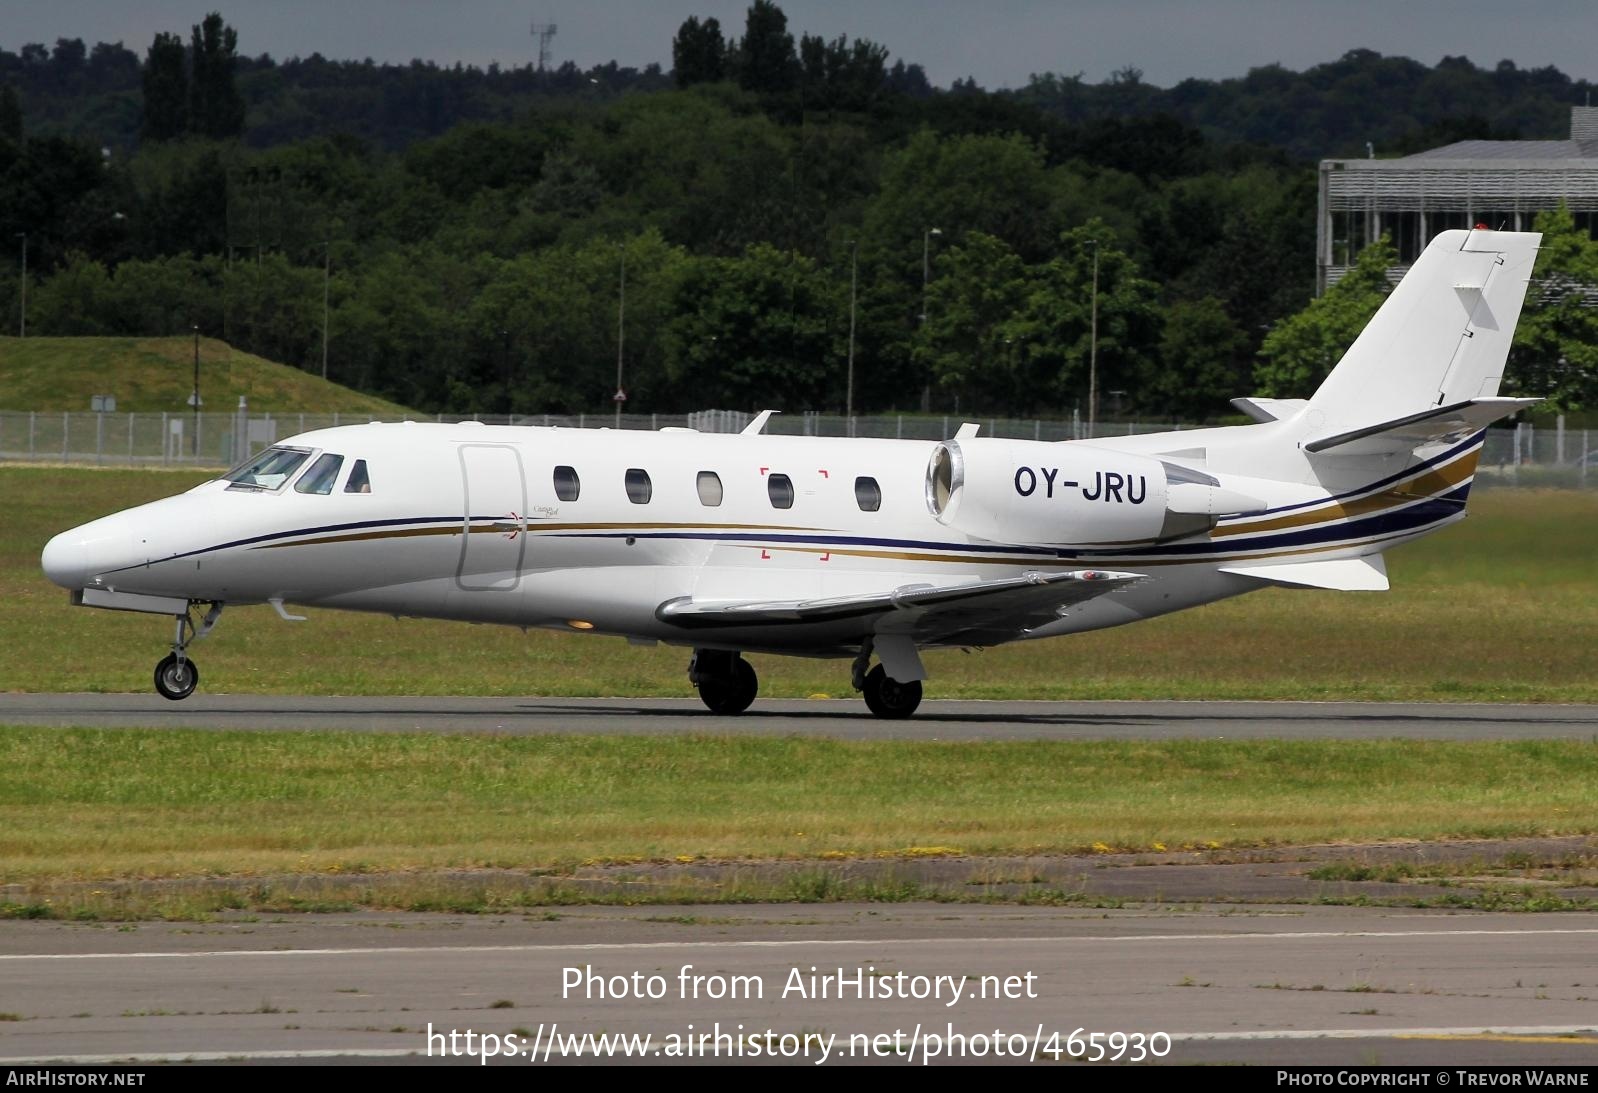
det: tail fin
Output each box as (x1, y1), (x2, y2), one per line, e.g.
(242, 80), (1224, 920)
(1305, 229), (1541, 440)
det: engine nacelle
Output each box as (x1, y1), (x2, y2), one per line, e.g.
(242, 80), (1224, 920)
(926, 438), (1260, 547)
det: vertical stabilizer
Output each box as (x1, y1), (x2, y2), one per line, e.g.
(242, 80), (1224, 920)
(1306, 229), (1540, 434)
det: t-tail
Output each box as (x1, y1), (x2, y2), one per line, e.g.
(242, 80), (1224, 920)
(1298, 227), (1541, 460)
(1214, 228), (1542, 592)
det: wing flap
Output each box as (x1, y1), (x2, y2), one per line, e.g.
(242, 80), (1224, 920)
(656, 568), (1144, 643)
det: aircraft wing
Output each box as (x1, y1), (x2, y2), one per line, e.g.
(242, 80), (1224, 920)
(655, 569), (1143, 645)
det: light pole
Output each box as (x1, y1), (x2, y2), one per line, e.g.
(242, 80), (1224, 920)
(15, 232), (25, 337)
(320, 240), (330, 381)
(846, 239), (857, 435)
(614, 242), (626, 429)
(1085, 238), (1100, 438)
(190, 324), (201, 456)
(920, 227), (942, 326)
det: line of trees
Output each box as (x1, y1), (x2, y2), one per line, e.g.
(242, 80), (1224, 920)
(1, 5), (1594, 414)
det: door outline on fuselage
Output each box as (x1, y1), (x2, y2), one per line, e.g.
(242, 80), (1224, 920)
(456, 443), (527, 591)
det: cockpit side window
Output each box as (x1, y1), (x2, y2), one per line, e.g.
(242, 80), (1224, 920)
(224, 446), (311, 491)
(344, 459), (372, 494)
(294, 453), (344, 495)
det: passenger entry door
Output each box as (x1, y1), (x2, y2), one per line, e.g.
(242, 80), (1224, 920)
(457, 444), (526, 591)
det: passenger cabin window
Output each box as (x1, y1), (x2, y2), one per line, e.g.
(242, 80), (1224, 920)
(294, 453), (344, 495)
(625, 468), (652, 504)
(554, 465), (580, 502)
(224, 446), (311, 491)
(767, 473), (794, 510)
(343, 459), (372, 494)
(854, 476), (882, 512)
(696, 471), (723, 507)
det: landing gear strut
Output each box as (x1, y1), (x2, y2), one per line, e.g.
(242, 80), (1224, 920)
(154, 602), (222, 701)
(851, 636), (924, 719)
(689, 649), (758, 715)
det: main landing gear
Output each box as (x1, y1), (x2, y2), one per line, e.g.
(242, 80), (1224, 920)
(153, 602), (223, 701)
(688, 641), (926, 720)
(860, 664), (923, 720)
(851, 639), (923, 720)
(689, 649), (758, 715)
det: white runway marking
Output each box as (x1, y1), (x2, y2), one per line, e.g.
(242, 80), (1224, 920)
(6, 1027), (1598, 1065)
(7, 926), (1598, 961)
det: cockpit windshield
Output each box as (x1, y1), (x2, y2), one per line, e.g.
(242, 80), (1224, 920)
(224, 446), (312, 491)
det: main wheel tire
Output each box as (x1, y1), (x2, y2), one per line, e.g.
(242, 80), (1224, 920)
(862, 664), (922, 720)
(154, 653), (199, 701)
(697, 657), (758, 715)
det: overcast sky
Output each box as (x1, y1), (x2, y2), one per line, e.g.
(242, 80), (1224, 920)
(6, 1), (1597, 89)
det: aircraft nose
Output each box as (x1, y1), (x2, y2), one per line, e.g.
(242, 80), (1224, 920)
(41, 530), (90, 590)
(41, 520), (139, 591)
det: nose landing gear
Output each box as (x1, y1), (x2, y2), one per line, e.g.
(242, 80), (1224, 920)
(154, 603), (223, 701)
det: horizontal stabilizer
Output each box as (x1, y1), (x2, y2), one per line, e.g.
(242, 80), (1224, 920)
(1303, 397), (1539, 455)
(1219, 555), (1389, 591)
(1231, 397), (1308, 423)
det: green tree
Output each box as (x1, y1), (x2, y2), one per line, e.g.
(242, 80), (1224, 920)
(1011, 223), (1164, 414)
(0, 85), (21, 147)
(188, 12), (245, 139)
(672, 16), (726, 88)
(1507, 204), (1598, 409)
(663, 242), (839, 409)
(919, 231), (1029, 412)
(1150, 297), (1250, 419)
(140, 31), (187, 143)
(29, 253), (114, 334)
(735, 1), (797, 97)
(1254, 235), (1399, 397)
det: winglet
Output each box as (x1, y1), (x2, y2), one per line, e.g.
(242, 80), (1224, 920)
(954, 422), (981, 438)
(742, 410), (780, 435)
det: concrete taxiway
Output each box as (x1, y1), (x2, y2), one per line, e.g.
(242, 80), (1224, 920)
(2, 906), (1597, 1066)
(3, 694), (1597, 740)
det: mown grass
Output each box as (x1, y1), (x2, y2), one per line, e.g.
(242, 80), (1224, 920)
(1, 729), (1595, 884)
(3, 465), (1596, 699)
(0, 335), (414, 415)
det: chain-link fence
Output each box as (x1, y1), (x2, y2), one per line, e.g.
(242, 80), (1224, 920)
(1, 408), (1591, 486)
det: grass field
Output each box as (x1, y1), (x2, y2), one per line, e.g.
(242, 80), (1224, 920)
(0, 335), (414, 415)
(4, 465), (1595, 700)
(1, 730), (1594, 889)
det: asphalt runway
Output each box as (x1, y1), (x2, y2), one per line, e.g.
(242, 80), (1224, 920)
(2, 905), (1596, 1066)
(4, 694), (1598, 740)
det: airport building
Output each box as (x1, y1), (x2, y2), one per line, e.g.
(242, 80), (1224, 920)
(1316, 105), (1598, 293)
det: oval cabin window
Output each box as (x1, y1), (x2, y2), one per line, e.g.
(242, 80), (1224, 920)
(767, 473), (794, 510)
(625, 468), (652, 504)
(553, 465), (580, 502)
(854, 476), (882, 512)
(696, 471), (723, 507)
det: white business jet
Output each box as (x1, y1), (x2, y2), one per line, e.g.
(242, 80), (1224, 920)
(42, 229), (1541, 718)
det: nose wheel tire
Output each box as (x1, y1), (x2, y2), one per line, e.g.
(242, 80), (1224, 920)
(697, 657), (758, 715)
(154, 653), (199, 701)
(862, 664), (922, 720)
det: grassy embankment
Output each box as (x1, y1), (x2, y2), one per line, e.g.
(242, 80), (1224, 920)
(0, 335), (411, 415)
